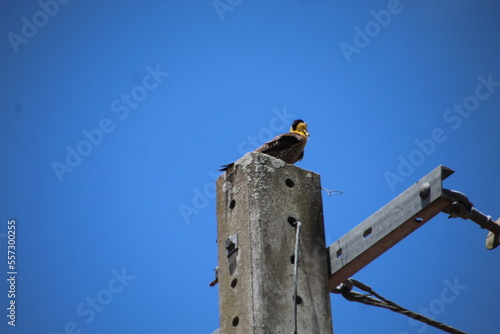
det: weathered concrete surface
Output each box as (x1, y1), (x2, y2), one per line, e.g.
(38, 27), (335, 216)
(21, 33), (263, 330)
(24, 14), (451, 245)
(216, 152), (333, 334)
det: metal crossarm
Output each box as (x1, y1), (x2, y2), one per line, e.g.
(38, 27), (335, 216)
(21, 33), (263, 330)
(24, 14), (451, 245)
(327, 165), (500, 292)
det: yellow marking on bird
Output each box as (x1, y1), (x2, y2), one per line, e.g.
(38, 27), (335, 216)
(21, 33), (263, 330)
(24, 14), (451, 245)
(291, 122), (310, 139)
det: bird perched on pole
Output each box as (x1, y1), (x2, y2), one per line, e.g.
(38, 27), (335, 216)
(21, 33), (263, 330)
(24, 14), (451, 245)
(219, 119), (310, 172)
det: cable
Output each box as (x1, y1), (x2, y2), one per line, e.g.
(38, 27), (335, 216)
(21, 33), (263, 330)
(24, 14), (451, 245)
(333, 279), (469, 334)
(292, 221), (302, 334)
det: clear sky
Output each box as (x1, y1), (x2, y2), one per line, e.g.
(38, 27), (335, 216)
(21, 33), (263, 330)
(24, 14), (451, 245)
(1, 1), (500, 333)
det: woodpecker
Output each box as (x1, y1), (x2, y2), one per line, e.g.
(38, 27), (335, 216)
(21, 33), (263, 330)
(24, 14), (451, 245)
(219, 119), (310, 172)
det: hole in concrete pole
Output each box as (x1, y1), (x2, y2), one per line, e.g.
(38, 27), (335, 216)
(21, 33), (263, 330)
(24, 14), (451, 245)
(230, 278), (237, 288)
(294, 295), (303, 305)
(414, 217), (424, 223)
(336, 248), (342, 259)
(290, 255), (295, 264)
(232, 316), (239, 327)
(363, 227), (372, 238)
(229, 199), (236, 209)
(288, 216), (297, 227)
(285, 178), (295, 188)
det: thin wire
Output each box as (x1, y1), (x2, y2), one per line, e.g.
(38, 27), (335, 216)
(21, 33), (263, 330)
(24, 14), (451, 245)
(292, 221), (302, 334)
(321, 187), (343, 196)
(334, 279), (469, 334)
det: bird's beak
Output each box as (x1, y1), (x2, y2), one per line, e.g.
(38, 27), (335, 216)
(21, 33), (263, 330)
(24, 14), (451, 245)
(305, 131), (310, 138)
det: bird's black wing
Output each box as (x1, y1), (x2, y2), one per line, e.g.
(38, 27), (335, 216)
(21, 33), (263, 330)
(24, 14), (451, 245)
(257, 133), (301, 155)
(220, 133), (303, 172)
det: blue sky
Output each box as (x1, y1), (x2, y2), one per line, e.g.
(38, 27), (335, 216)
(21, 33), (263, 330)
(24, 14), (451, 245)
(1, 1), (500, 333)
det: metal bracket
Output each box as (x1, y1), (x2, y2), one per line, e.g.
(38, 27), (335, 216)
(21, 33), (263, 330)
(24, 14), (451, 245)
(225, 233), (239, 276)
(442, 189), (500, 250)
(209, 266), (219, 287)
(225, 233), (238, 257)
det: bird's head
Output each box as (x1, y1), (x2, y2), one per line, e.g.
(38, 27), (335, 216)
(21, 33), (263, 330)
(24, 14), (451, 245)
(291, 119), (310, 139)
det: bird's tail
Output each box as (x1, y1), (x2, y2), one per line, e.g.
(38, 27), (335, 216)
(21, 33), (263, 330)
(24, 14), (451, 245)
(219, 162), (234, 172)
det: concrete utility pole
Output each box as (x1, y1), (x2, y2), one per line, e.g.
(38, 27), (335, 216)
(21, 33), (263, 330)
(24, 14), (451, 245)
(212, 157), (499, 334)
(215, 152), (333, 334)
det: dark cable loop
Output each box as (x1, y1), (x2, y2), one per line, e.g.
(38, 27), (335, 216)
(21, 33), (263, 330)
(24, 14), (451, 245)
(334, 278), (469, 334)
